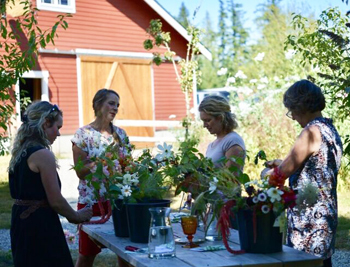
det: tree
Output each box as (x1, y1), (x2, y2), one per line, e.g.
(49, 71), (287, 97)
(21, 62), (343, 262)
(0, 0), (70, 155)
(176, 2), (190, 29)
(286, 7), (350, 157)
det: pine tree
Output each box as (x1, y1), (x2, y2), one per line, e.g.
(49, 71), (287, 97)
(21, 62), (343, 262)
(176, 2), (190, 28)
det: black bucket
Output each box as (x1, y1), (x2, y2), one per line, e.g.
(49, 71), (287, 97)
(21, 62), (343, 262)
(236, 209), (283, 253)
(126, 199), (171, 243)
(112, 199), (129, 237)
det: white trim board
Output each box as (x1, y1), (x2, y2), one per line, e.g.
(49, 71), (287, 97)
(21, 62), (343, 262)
(143, 0), (212, 61)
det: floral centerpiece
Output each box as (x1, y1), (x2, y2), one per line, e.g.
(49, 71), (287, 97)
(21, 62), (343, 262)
(216, 153), (319, 254)
(73, 141), (176, 227)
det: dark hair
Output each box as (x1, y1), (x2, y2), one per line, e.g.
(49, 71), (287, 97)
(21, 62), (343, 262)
(283, 79), (325, 114)
(92, 88), (120, 116)
(198, 95), (238, 133)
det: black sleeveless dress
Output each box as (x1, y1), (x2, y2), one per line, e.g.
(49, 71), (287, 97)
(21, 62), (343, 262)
(9, 146), (73, 267)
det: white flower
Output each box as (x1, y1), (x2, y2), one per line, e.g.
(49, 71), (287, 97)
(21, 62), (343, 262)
(260, 77), (269, 84)
(156, 142), (173, 160)
(209, 177), (218, 194)
(258, 192), (267, 202)
(130, 173), (139, 185)
(249, 79), (258, 83)
(252, 196), (259, 203)
(254, 52), (265, 61)
(261, 205), (270, 214)
(257, 84), (266, 90)
(123, 173), (133, 185)
(235, 70), (247, 79)
(217, 67), (228, 76)
(267, 187), (284, 203)
(121, 185), (132, 197)
(273, 76), (280, 82)
(226, 77), (236, 84)
(285, 49), (296, 60)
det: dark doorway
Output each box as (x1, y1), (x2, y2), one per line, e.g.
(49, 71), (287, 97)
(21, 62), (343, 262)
(19, 78), (41, 119)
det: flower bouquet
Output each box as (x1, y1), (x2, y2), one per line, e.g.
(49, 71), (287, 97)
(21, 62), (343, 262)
(217, 159), (319, 254)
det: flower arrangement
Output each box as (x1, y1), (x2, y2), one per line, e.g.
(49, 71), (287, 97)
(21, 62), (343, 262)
(216, 152), (319, 254)
(80, 142), (175, 205)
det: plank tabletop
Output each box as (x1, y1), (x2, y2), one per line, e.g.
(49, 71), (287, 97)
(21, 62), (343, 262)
(81, 217), (323, 267)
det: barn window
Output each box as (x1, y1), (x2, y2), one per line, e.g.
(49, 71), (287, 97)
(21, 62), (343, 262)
(36, 0), (76, 13)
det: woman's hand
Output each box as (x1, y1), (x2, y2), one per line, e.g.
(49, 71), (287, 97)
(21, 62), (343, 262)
(264, 159), (282, 168)
(70, 206), (93, 224)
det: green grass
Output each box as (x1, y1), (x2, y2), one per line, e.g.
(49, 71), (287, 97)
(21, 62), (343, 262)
(336, 191), (350, 250)
(0, 183), (11, 229)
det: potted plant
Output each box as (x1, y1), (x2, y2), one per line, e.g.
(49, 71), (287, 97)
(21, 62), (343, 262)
(217, 162), (319, 254)
(74, 141), (174, 242)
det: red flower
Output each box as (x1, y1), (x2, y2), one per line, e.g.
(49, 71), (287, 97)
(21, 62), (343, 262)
(281, 188), (297, 208)
(268, 167), (286, 187)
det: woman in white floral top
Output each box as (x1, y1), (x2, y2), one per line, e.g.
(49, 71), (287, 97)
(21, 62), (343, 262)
(72, 89), (130, 267)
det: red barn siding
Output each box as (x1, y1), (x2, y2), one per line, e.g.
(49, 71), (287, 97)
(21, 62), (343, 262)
(36, 0), (188, 58)
(37, 54), (78, 134)
(153, 62), (187, 121)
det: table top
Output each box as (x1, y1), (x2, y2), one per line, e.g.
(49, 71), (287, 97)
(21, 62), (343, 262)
(82, 218), (323, 267)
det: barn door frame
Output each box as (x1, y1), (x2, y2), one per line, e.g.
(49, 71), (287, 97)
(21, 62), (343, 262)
(75, 49), (154, 127)
(15, 70), (49, 124)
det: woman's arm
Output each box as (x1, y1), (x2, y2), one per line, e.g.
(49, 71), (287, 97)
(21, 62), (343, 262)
(225, 145), (245, 174)
(72, 144), (94, 180)
(28, 149), (92, 223)
(278, 125), (322, 178)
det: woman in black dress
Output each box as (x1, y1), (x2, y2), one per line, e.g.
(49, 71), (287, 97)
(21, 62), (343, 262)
(8, 101), (92, 267)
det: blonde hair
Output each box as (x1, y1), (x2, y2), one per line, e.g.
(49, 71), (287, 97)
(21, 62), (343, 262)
(198, 95), (238, 133)
(9, 101), (62, 172)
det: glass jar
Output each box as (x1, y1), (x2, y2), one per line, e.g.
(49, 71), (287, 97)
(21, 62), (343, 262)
(148, 207), (176, 259)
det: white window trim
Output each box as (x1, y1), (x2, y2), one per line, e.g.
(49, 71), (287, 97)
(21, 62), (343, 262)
(36, 0), (76, 14)
(15, 70), (50, 124)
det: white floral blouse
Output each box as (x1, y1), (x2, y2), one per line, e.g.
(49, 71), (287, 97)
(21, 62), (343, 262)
(71, 124), (130, 204)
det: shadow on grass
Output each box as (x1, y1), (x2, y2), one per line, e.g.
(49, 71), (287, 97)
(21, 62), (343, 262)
(71, 249), (119, 267)
(336, 215), (350, 250)
(0, 250), (13, 267)
(0, 249), (119, 267)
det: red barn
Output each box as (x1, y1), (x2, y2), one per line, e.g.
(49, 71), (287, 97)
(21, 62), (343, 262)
(5, 0), (211, 153)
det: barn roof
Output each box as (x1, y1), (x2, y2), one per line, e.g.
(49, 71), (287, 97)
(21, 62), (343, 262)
(144, 0), (212, 61)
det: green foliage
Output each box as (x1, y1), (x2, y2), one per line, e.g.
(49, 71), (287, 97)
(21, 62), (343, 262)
(285, 7), (350, 187)
(144, 19), (202, 117)
(0, 0), (70, 155)
(176, 2), (190, 28)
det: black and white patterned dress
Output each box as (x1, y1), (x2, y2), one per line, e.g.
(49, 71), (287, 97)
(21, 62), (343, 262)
(287, 117), (343, 259)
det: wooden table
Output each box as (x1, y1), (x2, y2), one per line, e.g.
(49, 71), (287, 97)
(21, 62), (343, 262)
(82, 218), (323, 267)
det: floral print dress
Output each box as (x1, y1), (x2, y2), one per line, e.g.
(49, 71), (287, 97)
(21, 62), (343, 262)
(71, 124), (130, 204)
(287, 117), (343, 259)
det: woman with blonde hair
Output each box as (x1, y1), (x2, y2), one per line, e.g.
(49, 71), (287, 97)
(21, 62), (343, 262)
(9, 101), (92, 267)
(198, 95), (246, 172)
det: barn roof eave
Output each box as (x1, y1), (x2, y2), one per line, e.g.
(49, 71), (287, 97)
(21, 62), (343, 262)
(143, 0), (212, 61)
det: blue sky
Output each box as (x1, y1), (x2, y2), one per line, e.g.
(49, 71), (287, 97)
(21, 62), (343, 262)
(156, 0), (349, 42)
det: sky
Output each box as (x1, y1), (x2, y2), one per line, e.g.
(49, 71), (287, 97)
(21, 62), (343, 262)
(156, 0), (349, 43)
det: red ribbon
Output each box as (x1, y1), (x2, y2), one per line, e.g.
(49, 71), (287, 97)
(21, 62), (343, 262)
(217, 200), (245, 254)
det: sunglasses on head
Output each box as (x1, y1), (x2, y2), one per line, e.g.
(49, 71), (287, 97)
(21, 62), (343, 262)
(49, 104), (60, 114)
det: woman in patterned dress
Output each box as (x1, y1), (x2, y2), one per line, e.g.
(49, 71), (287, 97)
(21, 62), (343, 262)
(72, 89), (131, 267)
(266, 80), (343, 267)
